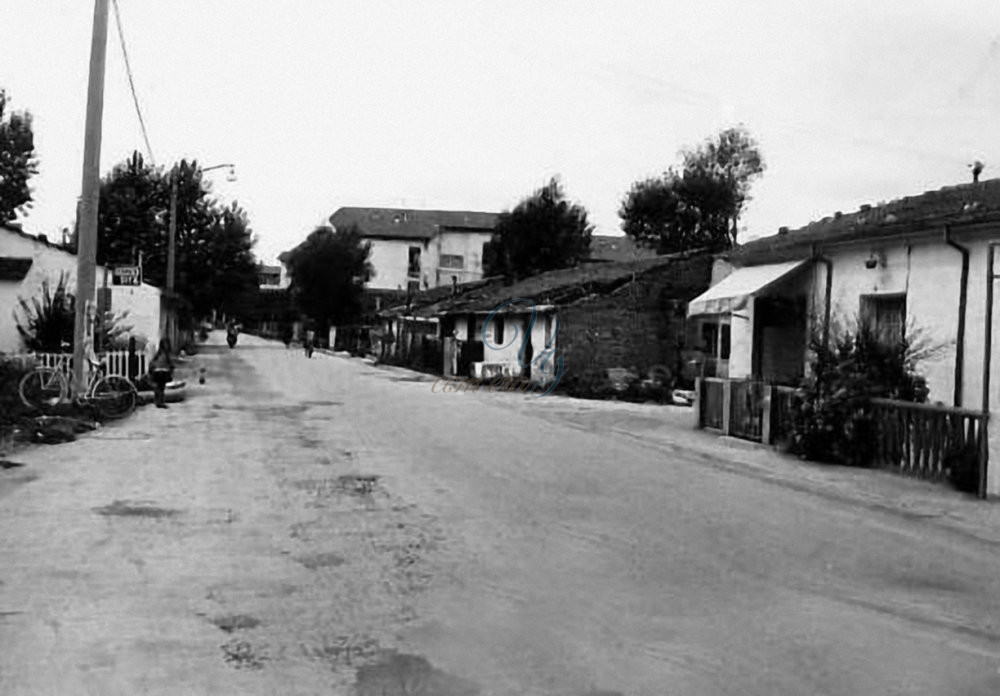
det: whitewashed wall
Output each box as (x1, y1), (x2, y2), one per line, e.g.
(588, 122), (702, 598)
(107, 281), (163, 350)
(0, 230), (103, 354)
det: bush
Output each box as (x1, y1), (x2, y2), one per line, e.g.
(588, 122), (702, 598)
(788, 320), (932, 466)
(556, 368), (619, 400)
(0, 356), (33, 425)
(945, 442), (981, 494)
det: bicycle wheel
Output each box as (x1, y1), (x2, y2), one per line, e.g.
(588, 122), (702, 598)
(91, 375), (137, 420)
(19, 368), (69, 411)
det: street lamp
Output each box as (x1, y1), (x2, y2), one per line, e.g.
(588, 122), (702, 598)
(165, 162), (237, 348)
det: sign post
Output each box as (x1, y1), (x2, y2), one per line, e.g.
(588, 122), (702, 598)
(112, 266), (142, 286)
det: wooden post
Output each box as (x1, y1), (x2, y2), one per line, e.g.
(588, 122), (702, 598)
(694, 377), (703, 429)
(722, 379), (733, 436)
(72, 0), (109, 395)
(979, 414), (990, 499)
(761, 385), (774, 445)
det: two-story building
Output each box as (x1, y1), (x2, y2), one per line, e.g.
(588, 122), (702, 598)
(328, 207), (497, 301)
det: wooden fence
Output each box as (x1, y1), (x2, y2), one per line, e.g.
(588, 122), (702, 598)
(871, 398), (988, 497)
(700, 378), (725, 430)
(697, 378), (782, 443)
(695, 378), (990, 498)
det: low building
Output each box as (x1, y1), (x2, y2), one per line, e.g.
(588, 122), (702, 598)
(380, 251), (714, 392)
(686, 177), (1000, 496)
(1, 223), (164, 354)
(687, 177), (1000, 408)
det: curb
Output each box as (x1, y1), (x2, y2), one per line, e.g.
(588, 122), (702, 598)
(612, 425), (1000, 548)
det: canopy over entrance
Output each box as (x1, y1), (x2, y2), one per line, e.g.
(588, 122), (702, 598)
(687, 259), (809, 317)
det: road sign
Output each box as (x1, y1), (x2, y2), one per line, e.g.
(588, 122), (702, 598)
(112, 266), (141, 286)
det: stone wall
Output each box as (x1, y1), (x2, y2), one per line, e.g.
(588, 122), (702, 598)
(555, 253), (713, 393)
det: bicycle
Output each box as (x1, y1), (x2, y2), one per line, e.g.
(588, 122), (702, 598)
(18, 356), (138, 420)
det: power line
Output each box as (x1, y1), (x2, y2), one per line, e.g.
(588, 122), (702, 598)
(111, 0), (155, 165)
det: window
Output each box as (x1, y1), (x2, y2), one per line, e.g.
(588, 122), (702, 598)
(861, 294), (906, 343)
(700, 321), (730, 360)
(495, 316), (505, 345)
(408, 246), (421, 276)
(701, 323), (719, 356)
(440, 254), (464, 269)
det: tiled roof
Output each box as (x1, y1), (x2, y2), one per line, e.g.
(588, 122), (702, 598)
(391, 250), (708, 317)
(0, 256), (33, 281)
(1, 222), (74, 254)
(730, 178), (1000, 264)
(587, 235), (657, 263)
(329, 207), (498, 240)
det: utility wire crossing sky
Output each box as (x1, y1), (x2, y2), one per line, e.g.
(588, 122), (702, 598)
(3, 1), (1000, 263)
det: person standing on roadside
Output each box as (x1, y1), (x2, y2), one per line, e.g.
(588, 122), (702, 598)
(304, 328), (315, 358)
(150, 338), (174, 409)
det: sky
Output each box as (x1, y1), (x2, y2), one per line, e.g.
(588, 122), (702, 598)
(3, 1), (1000, 265)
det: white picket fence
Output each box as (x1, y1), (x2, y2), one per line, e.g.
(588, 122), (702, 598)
(9, 351), (147, 380)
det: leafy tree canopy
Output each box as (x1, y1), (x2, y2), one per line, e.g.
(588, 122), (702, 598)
(483, 177), (593, 282)
(0, 89), (38, 225)
(620, 126), (764, 254)
(96, 151), (259, 321)
(284, 224), (373, 331)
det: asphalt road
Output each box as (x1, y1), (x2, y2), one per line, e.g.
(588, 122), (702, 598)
(3, 333), (1000, 695)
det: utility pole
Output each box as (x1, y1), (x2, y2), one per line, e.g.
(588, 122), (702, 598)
(73, 0), (109, 394)
(165, 162), (232, 349)
(166, 167), (178, 348)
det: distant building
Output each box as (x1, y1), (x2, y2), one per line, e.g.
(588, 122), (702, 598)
(586, 234), (657, 263)
(328, 207), (498, 297)
(256, 263), (285, 290)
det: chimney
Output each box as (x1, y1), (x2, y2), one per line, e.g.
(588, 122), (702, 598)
(972, 160), (985, 183)
(451, 275), (458, 296)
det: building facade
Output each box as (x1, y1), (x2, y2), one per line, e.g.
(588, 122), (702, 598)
(328, 207), (497, 296)
(1, 224), (164, 353)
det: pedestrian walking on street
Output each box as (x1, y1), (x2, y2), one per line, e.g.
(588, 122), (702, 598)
(304, 329), (315, 358)
(282, 324), (293, 349)
(150, 338), (174, 409)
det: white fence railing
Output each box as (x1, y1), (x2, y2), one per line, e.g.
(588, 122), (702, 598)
(8, 351), (147, 380)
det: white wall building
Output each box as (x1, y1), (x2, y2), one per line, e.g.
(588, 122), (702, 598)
(1, 224), (163, 354)
(328, 207), (497, 295)
(686, 178), (1000, 494)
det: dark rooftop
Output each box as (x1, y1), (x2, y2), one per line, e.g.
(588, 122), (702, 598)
(389, 250), (708, 317)
(730, 177), (1000, 264)
(329, 207), (498, 241)
(2, 222), (75, 254)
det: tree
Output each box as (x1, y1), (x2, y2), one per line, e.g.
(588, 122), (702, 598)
(285, 225), (373, 335)
(0, 89), (38, 225)
(620, 126), (764, 254)
(96, 151), (258, 323)
(483, 177), (593, 281)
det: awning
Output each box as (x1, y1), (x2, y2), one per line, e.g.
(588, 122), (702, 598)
(687, 259), (809, 317)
